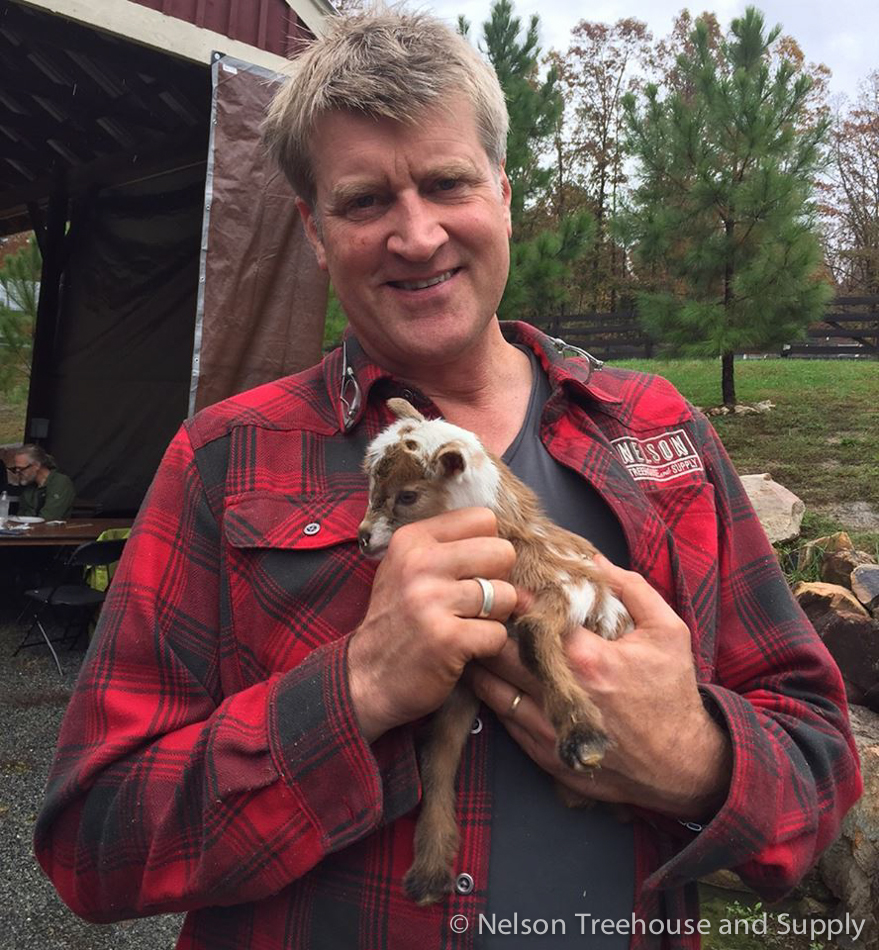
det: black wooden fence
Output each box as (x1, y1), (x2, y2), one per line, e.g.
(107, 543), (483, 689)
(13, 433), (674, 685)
(542, 295), (879, 361)
(535, 313), (652, 361)
(781, 296), (879, 359)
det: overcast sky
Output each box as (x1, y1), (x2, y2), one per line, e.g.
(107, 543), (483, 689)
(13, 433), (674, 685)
(423, 0), (877, 104)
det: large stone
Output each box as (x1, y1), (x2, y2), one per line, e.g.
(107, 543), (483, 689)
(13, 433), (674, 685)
(812, 611), (879, 713)
(798, 532), (856, 572)
(793, 582), (870, 620)
(815, 704), (879, 950)
(852, 565), (879, 612)
(740, 473), (805, 544)
(823, 549), (876, 590)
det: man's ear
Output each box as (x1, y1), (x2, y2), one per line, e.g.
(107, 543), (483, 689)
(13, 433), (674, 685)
(434, 446), (466, 479)
(295, 197), (327, 271)
(499, 161), (512, 239)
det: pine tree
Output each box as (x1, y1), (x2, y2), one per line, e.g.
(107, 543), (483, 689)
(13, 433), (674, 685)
(0, 235), (40, 395)
(500, 210), (594, 326)
(463, 0), (562, 232)
(621, 7), (831, 405)
(463, 0), (593, 324)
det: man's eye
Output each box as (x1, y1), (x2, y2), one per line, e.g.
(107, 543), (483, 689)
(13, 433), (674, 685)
(436, 178), (459, 192)
(352, 194), (375, 210)
(396, 490), (418, 506)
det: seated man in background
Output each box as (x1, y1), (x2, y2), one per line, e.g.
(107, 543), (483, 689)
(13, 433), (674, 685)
(10, 444), (76, 520)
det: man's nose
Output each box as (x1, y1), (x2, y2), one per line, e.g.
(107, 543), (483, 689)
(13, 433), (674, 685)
(386, 195), (447, 260)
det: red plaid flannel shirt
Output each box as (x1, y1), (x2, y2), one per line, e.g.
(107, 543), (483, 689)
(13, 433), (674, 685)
(35, 323), (862, 949)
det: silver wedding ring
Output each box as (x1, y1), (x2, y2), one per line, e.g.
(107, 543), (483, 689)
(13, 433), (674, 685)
(474, 576), (494, 618)
(509, 691), (523, 715)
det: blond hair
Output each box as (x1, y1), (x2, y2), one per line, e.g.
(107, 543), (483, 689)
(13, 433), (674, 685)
(262, 10), (509, 205)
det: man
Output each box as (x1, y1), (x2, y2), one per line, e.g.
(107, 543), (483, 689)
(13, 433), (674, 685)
(10, 444), (76, 520)
(36, 12), (860, 949)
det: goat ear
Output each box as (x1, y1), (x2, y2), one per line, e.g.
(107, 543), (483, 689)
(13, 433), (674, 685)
(435, 447), (466, 478)
(387, 398), (425, 422)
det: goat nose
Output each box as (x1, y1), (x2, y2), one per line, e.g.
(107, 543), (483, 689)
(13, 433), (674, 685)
(358, 529), (371, 552)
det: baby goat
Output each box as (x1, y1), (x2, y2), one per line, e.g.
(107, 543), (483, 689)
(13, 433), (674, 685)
(358, 397), (633, 905)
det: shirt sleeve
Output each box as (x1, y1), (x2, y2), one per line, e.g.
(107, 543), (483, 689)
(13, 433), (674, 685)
(646, 412), (862, 899)
(40, 471), (77, 520)
(34, 426), (419, 922)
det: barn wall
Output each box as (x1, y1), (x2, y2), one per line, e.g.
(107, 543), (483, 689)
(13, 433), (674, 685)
(130, 0), (312, 57)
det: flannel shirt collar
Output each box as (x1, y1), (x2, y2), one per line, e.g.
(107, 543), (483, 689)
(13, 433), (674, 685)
(321, 321), (651, 433)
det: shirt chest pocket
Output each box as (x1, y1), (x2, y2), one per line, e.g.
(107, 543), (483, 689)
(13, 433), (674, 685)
(223, 492), (375, 676)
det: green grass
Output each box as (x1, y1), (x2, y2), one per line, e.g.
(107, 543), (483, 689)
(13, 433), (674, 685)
(616, 358), (879, 556)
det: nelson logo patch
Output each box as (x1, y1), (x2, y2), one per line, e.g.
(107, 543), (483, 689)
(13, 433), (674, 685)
(611, 430), (703, 483)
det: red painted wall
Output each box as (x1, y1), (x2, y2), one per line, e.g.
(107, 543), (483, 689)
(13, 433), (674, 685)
(131, 0), (313, 58)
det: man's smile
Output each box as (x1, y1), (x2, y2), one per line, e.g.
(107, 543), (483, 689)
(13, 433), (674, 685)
(387, 268), (460, 291)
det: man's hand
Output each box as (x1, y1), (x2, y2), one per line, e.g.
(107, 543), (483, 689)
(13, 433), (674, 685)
(466, 555), (732, 822)
(348, 507), (519, 742)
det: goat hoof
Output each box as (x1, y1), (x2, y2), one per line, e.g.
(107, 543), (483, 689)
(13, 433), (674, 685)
(404, 866), (454, 906)
(559, 729), (610, 771)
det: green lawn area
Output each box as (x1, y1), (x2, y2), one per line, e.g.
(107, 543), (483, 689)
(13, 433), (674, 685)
(616, 358), (879, 554)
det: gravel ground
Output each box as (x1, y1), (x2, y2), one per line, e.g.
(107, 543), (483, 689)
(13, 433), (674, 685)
(0, 609), (183, 949)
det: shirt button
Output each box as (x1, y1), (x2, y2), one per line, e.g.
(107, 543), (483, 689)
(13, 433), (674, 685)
(455, 873), (474, 895)
(470, 717), (483, 735)
(303, 522), (321, 536)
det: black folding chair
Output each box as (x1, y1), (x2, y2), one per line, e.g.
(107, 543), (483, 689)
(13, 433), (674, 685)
(14, 538), (127, 676)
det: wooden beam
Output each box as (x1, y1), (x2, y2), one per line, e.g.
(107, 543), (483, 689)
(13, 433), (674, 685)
(832, 296), (879, 307)
(283, 0), (335, 36)
(0, 130), (207, 230)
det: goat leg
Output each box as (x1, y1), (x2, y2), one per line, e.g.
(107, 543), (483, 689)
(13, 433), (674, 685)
(404, 682), (480, 905)
(513, 587), (612, 771)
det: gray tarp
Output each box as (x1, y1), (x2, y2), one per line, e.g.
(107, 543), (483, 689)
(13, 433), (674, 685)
(191, 54), (327, 414)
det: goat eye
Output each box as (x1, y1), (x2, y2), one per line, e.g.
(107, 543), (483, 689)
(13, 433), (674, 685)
(396, 490), (418, 506)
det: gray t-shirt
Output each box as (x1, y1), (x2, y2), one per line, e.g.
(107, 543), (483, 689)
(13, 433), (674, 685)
(479, 349), (634, 947)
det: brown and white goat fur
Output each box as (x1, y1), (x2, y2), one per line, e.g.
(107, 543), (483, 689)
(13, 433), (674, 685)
(358, 398), (633, 905)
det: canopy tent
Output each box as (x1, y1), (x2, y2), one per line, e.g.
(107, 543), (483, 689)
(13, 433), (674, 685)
(0, 0), (328, 512)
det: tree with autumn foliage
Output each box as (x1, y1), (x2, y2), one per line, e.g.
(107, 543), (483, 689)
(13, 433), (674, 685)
(822, 71), (879, 293)
(621, 7), (832, 406)
(555, 18), (651, 310)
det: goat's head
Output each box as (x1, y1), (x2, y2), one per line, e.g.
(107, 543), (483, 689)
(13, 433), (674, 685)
(358, 398), (500, 557)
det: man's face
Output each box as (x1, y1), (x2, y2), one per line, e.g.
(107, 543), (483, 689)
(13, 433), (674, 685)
(12, 454), (38, 485)
(297, 97), (512, 375)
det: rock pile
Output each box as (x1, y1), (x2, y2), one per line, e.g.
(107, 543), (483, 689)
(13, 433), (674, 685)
(793, 532), (879, 713)
(792, 533), (879, 947)
(702, 399), (776, 416)
(702, 506), (879, 948)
